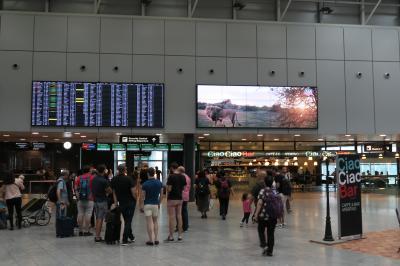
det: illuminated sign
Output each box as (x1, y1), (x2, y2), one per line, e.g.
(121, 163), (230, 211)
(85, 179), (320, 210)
(204, 150), (336, 158)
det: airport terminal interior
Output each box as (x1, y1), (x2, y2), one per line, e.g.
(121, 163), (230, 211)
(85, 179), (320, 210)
(0, 0), (399, 265)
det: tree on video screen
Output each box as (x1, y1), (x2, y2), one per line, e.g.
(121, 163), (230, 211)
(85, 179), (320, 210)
(274, 87), (318, 127)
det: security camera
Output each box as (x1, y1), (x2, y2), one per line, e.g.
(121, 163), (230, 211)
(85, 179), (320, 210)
(299, 71), (305, 76)
(209, 69), (214, 74)
(80, 65), (86, 71)
(356, 72), (362, 78)
(12, 63), (19, 70)
(384, 73), (390, 79)
(270, 70), (276, 75)
(113, 66), (119, 72)
(177, 68), (183, 73)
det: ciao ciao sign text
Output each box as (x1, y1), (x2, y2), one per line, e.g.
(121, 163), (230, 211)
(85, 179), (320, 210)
(337, 157), (362, 199)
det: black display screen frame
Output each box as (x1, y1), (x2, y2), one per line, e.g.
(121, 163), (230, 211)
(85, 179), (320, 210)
(31, 80), (165, 128)
(196, 84), (318, 129)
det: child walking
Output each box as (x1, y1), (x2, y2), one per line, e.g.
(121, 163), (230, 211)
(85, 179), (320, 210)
(240, 193), (252, 227)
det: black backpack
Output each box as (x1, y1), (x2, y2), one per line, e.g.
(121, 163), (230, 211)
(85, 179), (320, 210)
(197, 179), (209, 196)
(48, 180), (62, 203)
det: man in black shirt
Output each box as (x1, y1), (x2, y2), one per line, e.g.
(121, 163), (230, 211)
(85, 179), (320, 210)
(111, 164), (137, 246)
(92, 165), (112, 242)
(165, 163), (186, 242)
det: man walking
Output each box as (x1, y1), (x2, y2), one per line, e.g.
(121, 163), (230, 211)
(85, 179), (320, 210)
(111, 164), (137, 246)
(254, 176), (283, 256)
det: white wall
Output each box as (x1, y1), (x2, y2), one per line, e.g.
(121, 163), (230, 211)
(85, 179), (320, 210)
(0, 12), (399, 136)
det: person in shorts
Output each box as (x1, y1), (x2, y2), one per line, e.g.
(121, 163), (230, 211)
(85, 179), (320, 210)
(91, 165), (112, 242)
(165, 163), (186, 242)
(140, 167), (163, 246)
(74, 166), (94, 236)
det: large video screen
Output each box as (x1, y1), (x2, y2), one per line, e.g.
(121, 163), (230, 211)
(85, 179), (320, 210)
(31, 81), (164, 127)
(197, 85), (318, 128)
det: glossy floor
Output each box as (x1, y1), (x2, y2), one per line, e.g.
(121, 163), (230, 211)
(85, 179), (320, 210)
(0, 192), (399, 266)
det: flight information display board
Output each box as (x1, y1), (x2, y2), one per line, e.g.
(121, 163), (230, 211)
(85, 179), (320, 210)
(31, 81), (164, 128)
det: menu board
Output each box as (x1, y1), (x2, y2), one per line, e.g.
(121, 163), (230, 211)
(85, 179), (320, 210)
(155, 144), (169, 151)
(82, 143), (96, 151)
(32, 81), (164, 128)
(126, 144), (140, 151)
(97, 143), (111, 151)
(112, 144), (126, 151)
(170, 144), (184, 151)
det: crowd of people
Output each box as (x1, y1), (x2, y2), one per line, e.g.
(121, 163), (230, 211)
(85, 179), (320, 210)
(0, 163), (293, 257)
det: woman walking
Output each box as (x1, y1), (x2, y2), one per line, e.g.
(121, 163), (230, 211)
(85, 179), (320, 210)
(1, 173), (24, 230)
(194, 171), (211, 218)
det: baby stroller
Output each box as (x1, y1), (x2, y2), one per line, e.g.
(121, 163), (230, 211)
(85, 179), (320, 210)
(21, 197), (51, 227)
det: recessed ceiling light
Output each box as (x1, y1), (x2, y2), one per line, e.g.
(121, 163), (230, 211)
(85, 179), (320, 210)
(203, 133), (210, 136)
(348, 138), (354, 141)
(317, 138), (324, 141)
(54, 138), (59, 141)
(3, 134), (10, 137)
(294, 134), (301, 137)
(379, 134), (387, 137)
(32, 132), (39, 135)
(198, 136), (204, 139)
(80, 135), (86, 138)
(74, 132), (80, 135)
(274, 138), (279, 141)
(156, 133), (162, 136)
(64, 132), (72, 138)
(42, 135), (48, 138)
(20, 138), (26, 141)
(257, 134), (263, 137)
(115, 132), (122, 136)
(241, 138), (247, 141)
(88, 139), (94, 142)
(345, 134), (351, 137)
(384, 138), (390, 141)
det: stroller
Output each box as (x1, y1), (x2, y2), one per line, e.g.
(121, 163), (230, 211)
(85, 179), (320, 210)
(20, 197), (51, 227)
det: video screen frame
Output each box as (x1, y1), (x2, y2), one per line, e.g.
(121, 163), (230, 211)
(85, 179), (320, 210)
(196, 84), (318, 129)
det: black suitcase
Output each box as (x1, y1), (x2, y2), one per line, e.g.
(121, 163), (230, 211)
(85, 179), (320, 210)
(56, 207), (74, 238)
(105, 207), (121, 244)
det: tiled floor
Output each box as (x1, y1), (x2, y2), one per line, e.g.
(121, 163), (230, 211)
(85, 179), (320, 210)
(0, 192), (399, 266)
(335, 229), (400, 260)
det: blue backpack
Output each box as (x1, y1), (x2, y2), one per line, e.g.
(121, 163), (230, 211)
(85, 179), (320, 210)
(78, 174), (91, 200)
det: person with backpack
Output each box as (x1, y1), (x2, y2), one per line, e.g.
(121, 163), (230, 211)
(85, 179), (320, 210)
(214, 170), (232, 220)
(254, 175), (284, 257)
(251, 170), (267, 222)
(195, 170), (211, 219)
(74, 166), (94, 236)
(1, 173), (24, 230)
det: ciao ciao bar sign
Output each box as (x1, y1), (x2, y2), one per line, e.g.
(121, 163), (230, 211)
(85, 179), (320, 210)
(336, 154), (363, 238)
(204, 150), (336, 158)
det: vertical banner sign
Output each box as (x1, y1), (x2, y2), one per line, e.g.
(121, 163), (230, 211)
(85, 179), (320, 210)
(336, 154), (363, 238)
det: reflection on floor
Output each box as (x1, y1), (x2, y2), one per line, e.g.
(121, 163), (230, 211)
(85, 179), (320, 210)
(335, 229), (400, 260)
(0, 192), (399, 266)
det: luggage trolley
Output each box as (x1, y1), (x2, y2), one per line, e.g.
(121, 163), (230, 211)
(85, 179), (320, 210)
(20, 196), (51, 227)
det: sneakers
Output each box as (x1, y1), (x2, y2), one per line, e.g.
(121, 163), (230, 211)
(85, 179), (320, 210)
(128, 235), (136, 243)
(262, 248), (273, 257)
(240, 222), (244, 227)
(121, 240), (130, 246)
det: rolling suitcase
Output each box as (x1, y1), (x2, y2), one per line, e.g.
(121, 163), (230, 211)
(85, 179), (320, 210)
(105, 207), (121, 244)
(56, 206), (74, 238)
